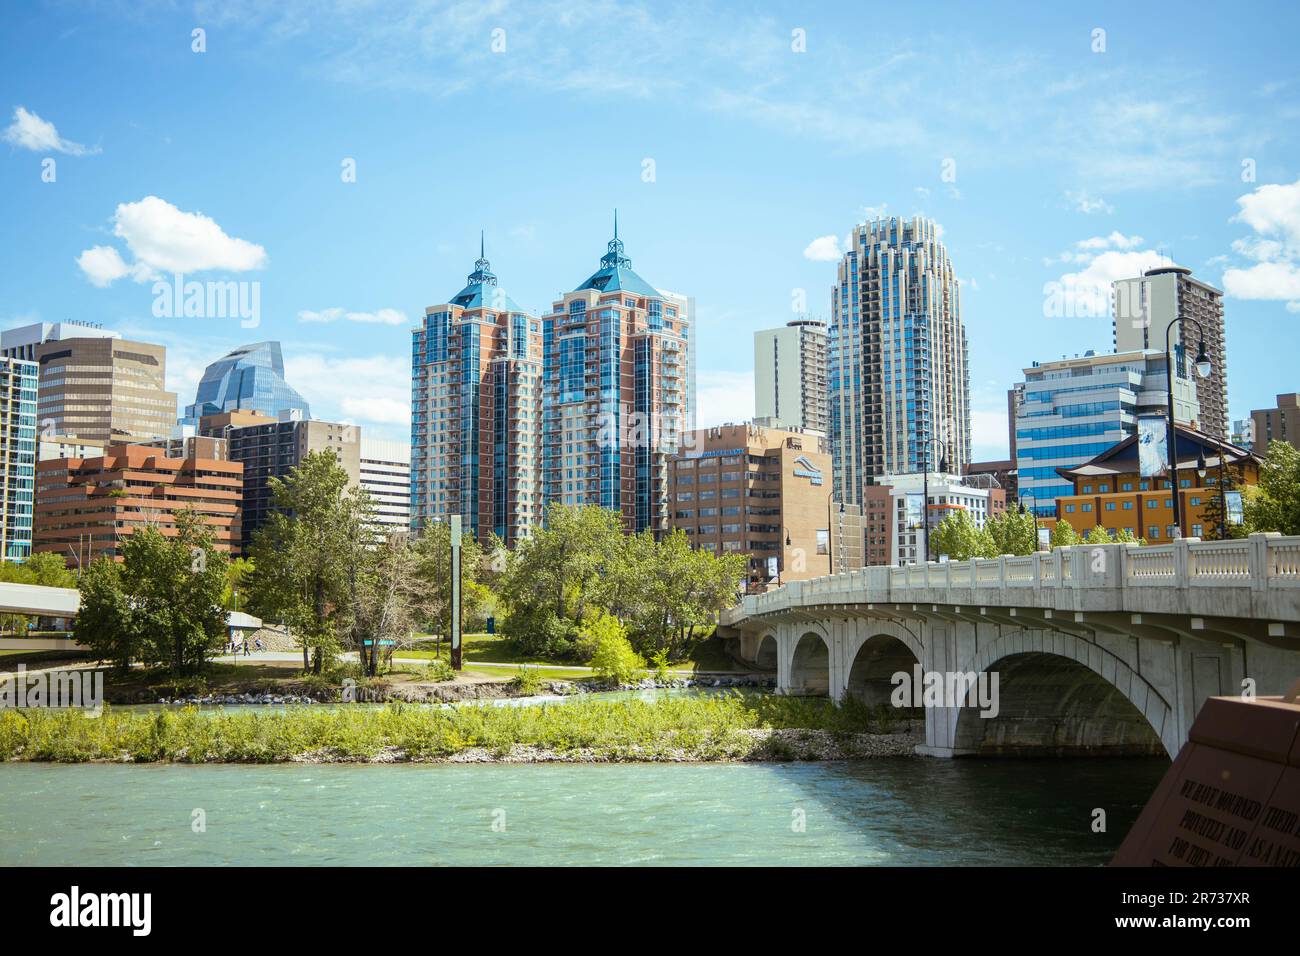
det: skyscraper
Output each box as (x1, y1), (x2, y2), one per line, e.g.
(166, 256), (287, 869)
(753, 318), (829, 434)
(183, 341), (310, 423)
(226, 416), (360, 552)
(829, 216), (970, 505)
(1, 322), (177, 443)
(410, 240), (543, 546)
(1014, 349), (1198, 515)
(1113, 265), (1227, 440)
(0, 357), (37, 561)
(359, 437), (411, 536)
(542, 218), (689, 535)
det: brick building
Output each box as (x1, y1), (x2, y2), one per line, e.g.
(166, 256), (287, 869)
(35, 443), (243, 566)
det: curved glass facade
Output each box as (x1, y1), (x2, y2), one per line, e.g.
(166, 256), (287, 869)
(182, 341), (310, 423)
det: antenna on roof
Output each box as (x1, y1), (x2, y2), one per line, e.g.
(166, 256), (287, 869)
(480, 229), (485, 259)
(614, 208), (618, 240)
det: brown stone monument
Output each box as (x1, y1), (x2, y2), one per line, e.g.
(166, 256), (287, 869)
(1112, 692), (1300, 866)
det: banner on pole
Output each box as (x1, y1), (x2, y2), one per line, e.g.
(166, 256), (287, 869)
(1138, 416), (1167, 478)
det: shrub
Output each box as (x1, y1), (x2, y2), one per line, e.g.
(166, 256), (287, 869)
(509, 667), (544, 695)
(501, 607), (581, 660)
(584, 612), (645, 686)
(421, 660), (455, 682)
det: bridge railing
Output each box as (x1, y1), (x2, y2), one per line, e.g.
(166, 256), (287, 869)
(723, 533), (1300, 624)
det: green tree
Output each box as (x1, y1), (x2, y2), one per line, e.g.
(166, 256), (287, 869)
(74, 508), (228, 674)
(1242, 440), (1300, 535)
(986, 509), (1038, 556)
(223, 557), (254, 611)
(1050, 518), (1080, 549)
(410, 518), (488, 664)
(72, 558), (135, 671)
(612, 529), (745, 659)
(246, 450), (372, 674)
(345, 532), (433, 676)
(1084, 524), (1113, 545)
(930, 510), (996, 561)
(583, 612), (644, 685)
(498, 503), (624, 630)
(1113, 528), (1146, 545)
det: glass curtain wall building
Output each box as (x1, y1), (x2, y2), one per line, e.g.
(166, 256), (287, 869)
(829, 216), (970, 506)
(410, 242), (543, 546)
(182, 341), (310, 423)
(0, 358), (38, 561)
(541, 221), (689, 536)
(1014, 349), (1199, 515)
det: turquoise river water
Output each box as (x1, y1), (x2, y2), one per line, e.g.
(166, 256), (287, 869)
(0, 758), (1167, 866)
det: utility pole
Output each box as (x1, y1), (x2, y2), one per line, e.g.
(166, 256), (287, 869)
(450, 515), (463, 670)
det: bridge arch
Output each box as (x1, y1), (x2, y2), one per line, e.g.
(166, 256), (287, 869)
(788, 626), (831, 696)
(951, 631), (1173, 758)
(843, 624), (925, 708)
(754, 632), (778, 671)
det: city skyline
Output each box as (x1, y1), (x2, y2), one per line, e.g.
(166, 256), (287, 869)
(3, 2), (1299, 457)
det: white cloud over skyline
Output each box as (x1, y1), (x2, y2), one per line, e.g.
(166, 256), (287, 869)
(77, 196), (267, 287)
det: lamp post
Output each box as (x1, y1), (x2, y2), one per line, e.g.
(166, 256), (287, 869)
(780, 526), (792, 584)
(920, 437), (948, 564)
(1163, 317), (1212, 539)
(1213, 437), (1230, 539)
(1018, 494), (1040, 551)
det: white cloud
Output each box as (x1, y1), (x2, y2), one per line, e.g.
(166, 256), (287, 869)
(803, 235), (844, 262)
(285, 352), (411, 433)
(1222, 178), (1300, 311)
(695, 370), (753, 428)
(1046, 233), (1169, 319)
(2, 106), (98, 155)
(1232, 178), (1300, 247)
(1066, 190), (1114, 215)
(76, 245), (137, 287)
(77, 196), (267, 286)
(1223, 261), (1300, 302)
(298, 307), (407, 325)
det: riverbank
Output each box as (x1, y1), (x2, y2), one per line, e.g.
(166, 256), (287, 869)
(0, 694), (922, 764)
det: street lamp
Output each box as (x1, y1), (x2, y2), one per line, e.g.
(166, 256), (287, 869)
(920, 437), (948, 564)
(778, 526), (793, 585)
(1163, 317), (1212, 539)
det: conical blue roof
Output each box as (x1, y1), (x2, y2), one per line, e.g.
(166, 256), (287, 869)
(448, 237), (526, 313)
(573, 219), (663, 299)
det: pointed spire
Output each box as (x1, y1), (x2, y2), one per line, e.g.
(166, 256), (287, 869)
(468, 230), (497, 286)
(601, 210), (630, 270)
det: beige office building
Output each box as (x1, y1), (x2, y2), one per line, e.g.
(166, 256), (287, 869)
(0, 323), (177, 443)
(754, 319), (828, 435)
(1113, 265), (1228, 440)
(1250, 393), (1300, 454)
(667, 423), (859, 588)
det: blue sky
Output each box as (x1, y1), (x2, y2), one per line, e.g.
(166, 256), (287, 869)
(3, 0), (1299, 453)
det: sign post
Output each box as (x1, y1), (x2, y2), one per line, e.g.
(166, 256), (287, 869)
(450, 515), (462, 671)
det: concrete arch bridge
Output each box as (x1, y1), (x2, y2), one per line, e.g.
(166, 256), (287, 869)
(719, 534), (1300, 758)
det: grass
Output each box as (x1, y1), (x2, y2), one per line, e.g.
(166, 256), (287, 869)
(398, 629), (745, 676)
(0, 694), (906, 763)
